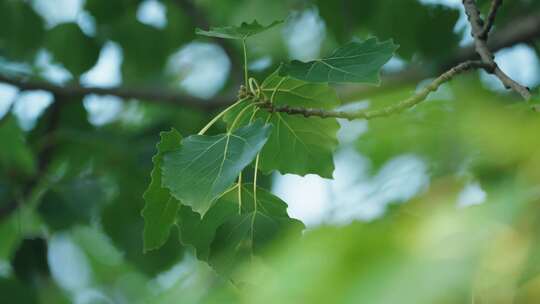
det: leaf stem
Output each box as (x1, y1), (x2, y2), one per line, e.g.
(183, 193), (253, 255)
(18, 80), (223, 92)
(237, 173), (242, 214)
(253, 153), (260, 213)
(270, 77), (287, 104)
(198, 98), (248, 135)
(228, 102), (256, 133)
(248, 107), (260, 123)
(250, 153), (261, 254)
(242, 39), (249, 87)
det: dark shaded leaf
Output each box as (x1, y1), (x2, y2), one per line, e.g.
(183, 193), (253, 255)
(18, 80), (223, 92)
(177, 185), (304, 275)
(0, 1), (45, 60)
(12, 238), (49, 283)
(38, 174), (110, 231)
(45, 23), (101, 76)
(0, 278), (38, 304)
(0, 115), (36, 176)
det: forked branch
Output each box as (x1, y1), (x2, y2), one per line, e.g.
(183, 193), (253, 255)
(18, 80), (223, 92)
(463, 0), (531, 100)
(255, 0), (532, 120)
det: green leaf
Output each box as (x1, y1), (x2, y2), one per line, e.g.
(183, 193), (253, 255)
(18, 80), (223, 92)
(177, 185), (304, 275)
(112, 18), (172, 81)
(0, 1), (45, 60)
(365, 1), (460, 60)
(261, 69), (341, 108)
(176, 198), (237, 261)
(45, 23), (101, 76)
(532, 89), (540, 112)
(162, 119), (272, 216)
(224, 71), (341, 177)
(142, 129), (183, 252)
(12, 238), (49, 283)
(210, 185), (304, 275)
(38, 174), (111, 231)
(196, 20), (283, 40)
(0, 278), (38, 304)
(280, 38), (398, 84)
(84, 0), (133, 25)
(0, 115), (36, 176)
(259, 113), (340, 178)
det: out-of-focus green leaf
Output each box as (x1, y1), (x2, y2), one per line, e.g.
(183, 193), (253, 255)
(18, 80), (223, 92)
(196, 20), (283, 40)
(112, 19), (171, 81)
(178, 185), (304, 275)
(102, 180), (185, 276)
(84, 0), (134, 25)
(12, 238), (49, 283)
(532, 89), (540, 112)
(142, 129), (182, 252)
(38, 173), (111, 231)
(237, 185), (537, 304)
(0, 115), (36, 176)
(314, 0), (377, 43)
(70, 226), (150, 302)
(162, 119), (272, 216)
(370, 1), (460, 59)
(0, 278), (38, 304)
(0, 1), (45, 60)
(163, 0), (195, 47)
(357, 99), (462, 175)
(45, 23), (101, 76)
(0, 206), (43, 262)
(280, 38), (398, 84)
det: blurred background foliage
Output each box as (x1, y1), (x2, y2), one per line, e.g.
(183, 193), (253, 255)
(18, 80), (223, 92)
(0, 0), (539, 303)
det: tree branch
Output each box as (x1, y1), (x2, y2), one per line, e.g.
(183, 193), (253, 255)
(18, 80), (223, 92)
(0, 10), (538, 108)
(0, 73), (232, 111)
(343, 12), (540, 103)
(452, 13), (540, 65)
(480, 0), (503, 39)
(258, 61), (491, 120)
(462, 0), (531, 100)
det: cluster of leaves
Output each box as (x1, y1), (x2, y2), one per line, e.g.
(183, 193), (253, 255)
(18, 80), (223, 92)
(142, 20), (398, 275)
(1, 0), (539, 302)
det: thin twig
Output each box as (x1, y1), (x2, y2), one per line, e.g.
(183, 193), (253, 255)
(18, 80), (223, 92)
(0, 9), (537, 109)
(0, 73), (232, 110)
(480, 0), (503, 40)
(258, 61), (491, 120)
(0, 12), (538, 109)
(462, 0), (531, 100)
